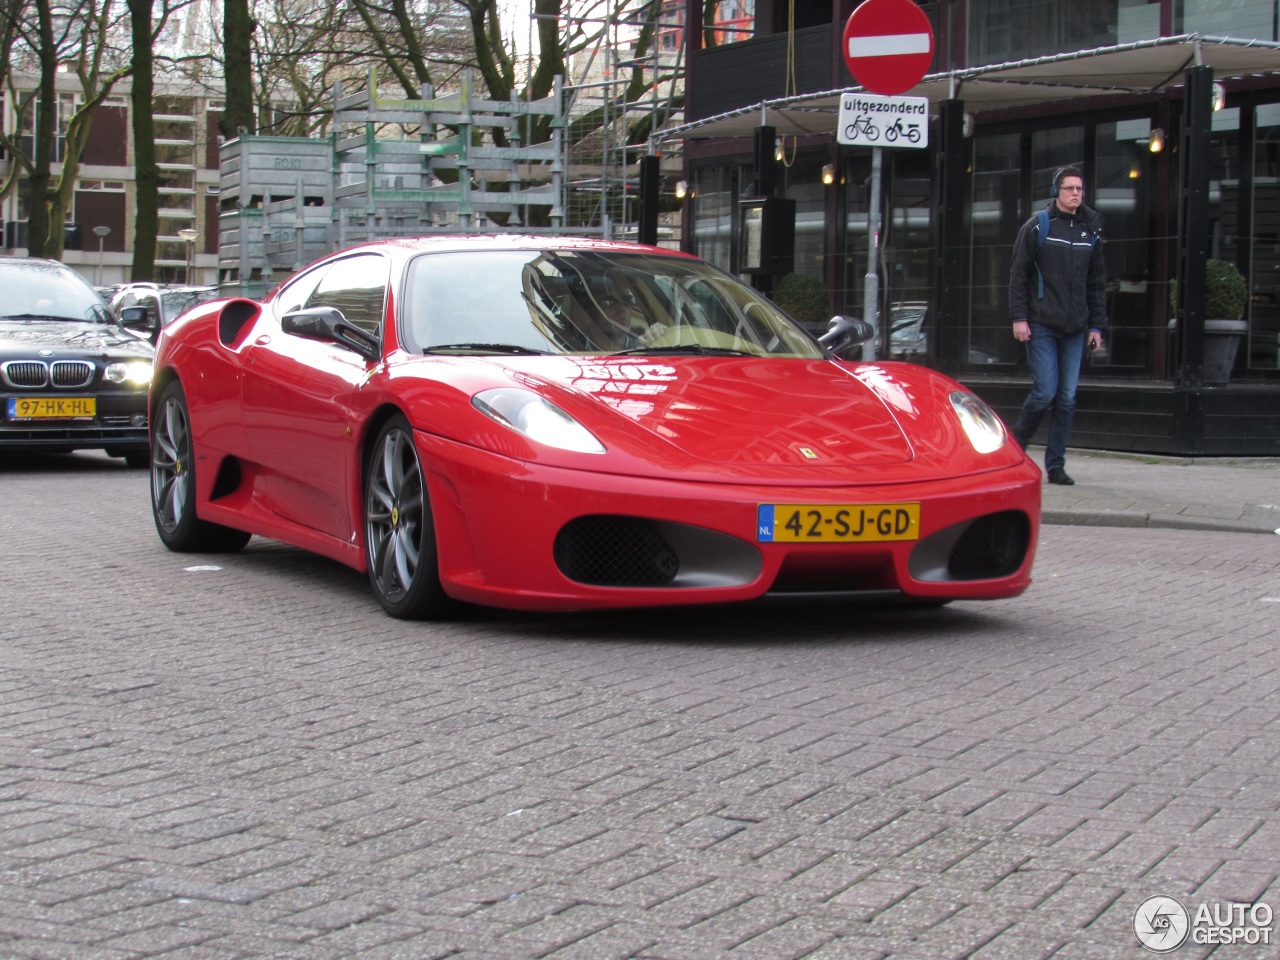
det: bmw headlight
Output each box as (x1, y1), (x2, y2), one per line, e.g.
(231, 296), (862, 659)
(104, 360), (154, 386)
(473, 388), (606, 454)
(950, 390), (1005, 454)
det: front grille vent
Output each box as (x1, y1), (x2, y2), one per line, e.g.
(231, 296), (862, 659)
(51, 360), (94, 387)
(554, 516), (680, 587)
(2, 359), (95, 389)
(948, 511), (1030, 580)
(2, 361), (48, 387)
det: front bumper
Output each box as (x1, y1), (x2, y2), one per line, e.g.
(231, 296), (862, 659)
(418, 433), (1042, 612)
(1, 392), (149, 454)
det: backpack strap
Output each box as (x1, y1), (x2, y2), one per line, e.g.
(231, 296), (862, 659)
(1034, 209), (1049, 299)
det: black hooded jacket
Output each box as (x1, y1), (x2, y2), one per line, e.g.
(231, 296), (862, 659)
(1008, 201), (1107, 335)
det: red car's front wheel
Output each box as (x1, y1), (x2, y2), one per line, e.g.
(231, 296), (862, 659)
(364, 415), (451, 619)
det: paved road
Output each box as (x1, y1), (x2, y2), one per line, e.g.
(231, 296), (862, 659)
(2, 453), (1278, 959)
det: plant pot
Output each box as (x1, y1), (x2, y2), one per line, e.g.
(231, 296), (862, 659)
(1204, 318), (1248, 385)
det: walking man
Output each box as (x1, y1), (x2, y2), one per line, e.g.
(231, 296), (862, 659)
(1008, 165), (1107, 485)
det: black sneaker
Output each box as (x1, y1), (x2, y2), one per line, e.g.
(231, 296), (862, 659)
(1047, 467), (1075, 486)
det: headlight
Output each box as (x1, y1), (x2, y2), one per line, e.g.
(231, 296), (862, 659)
(473, 388), (606, 454)
(104, 360), (154, 386)
(950, 390), (1005, 454)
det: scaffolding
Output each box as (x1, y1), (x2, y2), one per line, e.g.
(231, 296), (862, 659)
(217, 6), (687, 290)
(218, 68), (571, 289)
(556, 3), (686, 240)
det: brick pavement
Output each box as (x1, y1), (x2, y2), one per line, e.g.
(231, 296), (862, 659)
(1, 454), (1278, 959)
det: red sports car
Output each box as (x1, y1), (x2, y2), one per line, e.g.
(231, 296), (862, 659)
(148, 236), (1039, 618)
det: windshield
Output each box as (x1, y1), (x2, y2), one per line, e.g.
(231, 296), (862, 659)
(401, 249), (824, 359)
(1, 261), (114, 324)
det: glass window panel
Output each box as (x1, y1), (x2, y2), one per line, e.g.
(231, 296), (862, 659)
(782, 152), (826, 282)
(1179, 0), (1276, 40)
(691, 166), (735, 271)
(967, 0), (1119, 66)
(884, 150), (932, 362)
(969, 132), (1023, 368)
(840, 154), (872, 319)
(1251, 103), (1280, 370)
(701, 0), (754, 47)
(1090, 119), (1156, 374)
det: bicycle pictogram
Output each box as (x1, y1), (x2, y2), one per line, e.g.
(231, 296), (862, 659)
(842, 115), (880, 142)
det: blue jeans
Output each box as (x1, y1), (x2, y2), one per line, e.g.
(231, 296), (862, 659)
(1012, 323), (1086, 472)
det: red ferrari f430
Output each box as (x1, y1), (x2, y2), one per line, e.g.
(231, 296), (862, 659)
(148, 236), (1040, 618)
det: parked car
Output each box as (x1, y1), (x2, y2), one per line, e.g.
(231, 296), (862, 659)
(149, 236), (1040, 618)
(110, 283), (220, 344)
(1, 257), (153, 466)
(889, 301), (929, 359)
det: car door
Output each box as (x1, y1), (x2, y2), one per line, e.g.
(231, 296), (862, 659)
(241, 253), (389, 542)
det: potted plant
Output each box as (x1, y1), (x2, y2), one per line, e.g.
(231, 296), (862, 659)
(772, 272), (830, 337)
(1168, 258), (1249, 384)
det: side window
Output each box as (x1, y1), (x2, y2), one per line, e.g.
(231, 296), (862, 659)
(272, 267), (326, 320)
(304, 253), (389, 335)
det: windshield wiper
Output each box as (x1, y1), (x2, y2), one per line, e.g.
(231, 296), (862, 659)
(424, 343), (549, 355)
(3, 313), (80, 322)
(611, 344), (756, 357)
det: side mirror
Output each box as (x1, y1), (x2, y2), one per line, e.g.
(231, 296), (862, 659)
(119, 305), (155, 332)
(281, 306), (381, 362)
(818, 314), (875, 357)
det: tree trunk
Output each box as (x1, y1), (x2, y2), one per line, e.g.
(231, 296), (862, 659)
(27, 0), (57, 257)
(222, 0), (255, 137)
(129, 0), (157, 281)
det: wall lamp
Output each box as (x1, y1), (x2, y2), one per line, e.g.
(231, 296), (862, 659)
(1148, 128), (1165, 153)
(1213, 81), (1227, 111)
(675, 180), (689, 199)
(821, 163), (836, 185)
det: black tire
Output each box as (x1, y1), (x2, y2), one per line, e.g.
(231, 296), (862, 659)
(150, 380), (252, 553)
(364, 415), (450, 619)
(123, 451), (150, 469)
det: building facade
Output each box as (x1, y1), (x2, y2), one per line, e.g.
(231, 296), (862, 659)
(664, 0), (1280, 455)
(0, 74), (223, 287)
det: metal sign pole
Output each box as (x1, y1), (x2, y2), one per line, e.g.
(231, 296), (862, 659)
(863, 145), (882, 360)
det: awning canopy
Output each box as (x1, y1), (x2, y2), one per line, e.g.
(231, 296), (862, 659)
(656, 34), (1280, 143)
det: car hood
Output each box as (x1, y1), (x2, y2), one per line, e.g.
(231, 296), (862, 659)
(483, 356), (921, 481)
(0, 319), (155, 360)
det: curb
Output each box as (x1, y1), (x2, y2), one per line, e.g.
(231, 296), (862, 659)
(1042, 509), (1279, 535)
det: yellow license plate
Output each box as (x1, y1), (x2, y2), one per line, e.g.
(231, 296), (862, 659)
(7, 397), (97, 420)
(758, 503), (921, 543)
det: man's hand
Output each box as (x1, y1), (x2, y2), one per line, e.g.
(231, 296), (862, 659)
(1013, 320), (1031, 343)
(1088, 330), (1104, 351)
(637, 322), (668, 346)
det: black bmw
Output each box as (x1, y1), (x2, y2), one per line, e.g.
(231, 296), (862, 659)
(0, 257), (154, 467)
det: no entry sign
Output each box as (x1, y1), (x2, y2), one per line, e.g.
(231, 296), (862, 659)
(842, 0), (935, 96)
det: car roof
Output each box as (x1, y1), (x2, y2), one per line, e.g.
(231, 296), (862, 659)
(314, 235), (697, 264)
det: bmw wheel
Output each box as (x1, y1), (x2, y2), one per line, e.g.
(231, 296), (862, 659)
(365, 415), (450, 619)
(150, 380), (252, 552)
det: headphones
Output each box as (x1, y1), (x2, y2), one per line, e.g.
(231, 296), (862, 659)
(1050, 166), (1083, 198)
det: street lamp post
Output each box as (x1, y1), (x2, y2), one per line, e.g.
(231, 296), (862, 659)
(178, 228), (198, 285)
(92, 226), (111, 286)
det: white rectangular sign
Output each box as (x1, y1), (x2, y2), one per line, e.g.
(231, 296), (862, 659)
(837, 93), (929, 148)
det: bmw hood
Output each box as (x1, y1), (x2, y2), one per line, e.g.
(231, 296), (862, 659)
(0, 319), (155, 361)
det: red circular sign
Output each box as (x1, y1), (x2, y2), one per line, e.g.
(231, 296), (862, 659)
(842, 0), (935, 96)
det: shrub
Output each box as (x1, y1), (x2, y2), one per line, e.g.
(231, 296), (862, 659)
(1168, 259), (1248, 319)
(772, 273), (829, 326)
